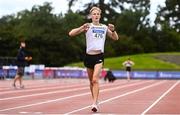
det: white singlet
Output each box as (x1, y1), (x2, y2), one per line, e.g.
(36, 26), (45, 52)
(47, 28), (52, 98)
(85, 23), (108, 53)
(123, 61), (134, 67)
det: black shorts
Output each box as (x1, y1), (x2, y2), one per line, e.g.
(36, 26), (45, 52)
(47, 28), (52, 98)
(126, 67), (131, 72)
(17, 67), (24, 76)
(84, 53), (104, 69)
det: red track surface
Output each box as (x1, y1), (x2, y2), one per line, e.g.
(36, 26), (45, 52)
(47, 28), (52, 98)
(0, 79), (180, 114)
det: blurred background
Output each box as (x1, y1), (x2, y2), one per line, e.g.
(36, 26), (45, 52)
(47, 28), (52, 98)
(0, 0), (179, 80)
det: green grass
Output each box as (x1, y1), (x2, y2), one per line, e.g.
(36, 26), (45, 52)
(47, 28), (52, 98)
(67, 52), (180, 70)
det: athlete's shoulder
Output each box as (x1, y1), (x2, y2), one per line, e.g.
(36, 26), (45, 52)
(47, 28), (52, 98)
(89, 23), (108, 31)
(89, 23), (107, 27)
(99, 23), (107, 27)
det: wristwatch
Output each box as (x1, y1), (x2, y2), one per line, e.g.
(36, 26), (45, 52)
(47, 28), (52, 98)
(112, 30), (116, 32)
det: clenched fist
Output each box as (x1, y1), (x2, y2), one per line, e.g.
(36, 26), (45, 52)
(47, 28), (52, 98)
(108, 24), (115, 32)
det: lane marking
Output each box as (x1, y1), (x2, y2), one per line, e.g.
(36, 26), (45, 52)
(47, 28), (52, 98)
(0, 86), (89, 101)
(19, 111), (29, 114)
(0, 80), (139, 101)
(19, 111), (42, 114)
(65, 81), (165, 114)
(0, 80), (61, 90)
(0, 79), (129, 94)
(0, 83), (87, 95)
(0, 80), (151, 112)
(0, 78), (90, 92)
(141, 80), (180, 115)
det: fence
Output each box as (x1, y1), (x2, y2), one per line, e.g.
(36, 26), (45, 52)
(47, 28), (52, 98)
(0, 66), (180, 80)
(112, 70), (180, 79)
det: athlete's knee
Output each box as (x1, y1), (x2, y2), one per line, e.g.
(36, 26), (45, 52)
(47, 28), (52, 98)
(90, 81), (93, 86)
(92, 79), (99, 85)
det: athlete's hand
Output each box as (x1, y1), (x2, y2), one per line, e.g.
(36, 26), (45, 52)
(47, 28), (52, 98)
(25, 57), (29, 61)
(108, 24), (115, 32)
(82, 23), (90, 32)
(28, 56), (32, 61)
(25, 56), (32, 61)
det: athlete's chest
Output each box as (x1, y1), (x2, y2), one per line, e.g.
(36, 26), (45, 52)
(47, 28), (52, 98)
(88, 26), (107, 39)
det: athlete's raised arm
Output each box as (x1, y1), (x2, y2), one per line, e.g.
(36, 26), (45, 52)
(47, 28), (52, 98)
(107, 24), (119, 40)
(69, 23), (90, 37)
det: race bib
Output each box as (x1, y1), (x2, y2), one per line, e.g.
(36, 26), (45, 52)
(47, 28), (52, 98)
(92, 27), (105, 39)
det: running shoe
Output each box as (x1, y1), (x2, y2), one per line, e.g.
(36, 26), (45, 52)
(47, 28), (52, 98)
(91, 104), (99, 112)
(12, 83), (16, 88)
(20, 85), (24, 89)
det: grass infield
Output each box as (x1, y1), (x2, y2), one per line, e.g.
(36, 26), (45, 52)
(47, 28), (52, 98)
(68, 52), (180, 70)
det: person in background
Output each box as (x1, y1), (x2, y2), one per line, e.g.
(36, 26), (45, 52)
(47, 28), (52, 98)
(104, 69), (116, 83)
(122, 58), (135, 81)
(12, 40), (32, 89)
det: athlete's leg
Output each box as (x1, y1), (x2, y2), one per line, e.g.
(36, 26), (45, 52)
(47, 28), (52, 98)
(92, 62), (103, 104)
(87, 68), (94, 98)
(127, 71), (130, 81)
(13, 74), (20, 87)
(19, 75), (24, 88)
(18, 67), (24, 88)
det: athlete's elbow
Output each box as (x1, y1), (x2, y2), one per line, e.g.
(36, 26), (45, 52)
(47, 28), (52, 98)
(111, 35), (119, 40)
(113, 37), (119, 41)
(115, 35), (119, 40)
(69, 31), (74, 37)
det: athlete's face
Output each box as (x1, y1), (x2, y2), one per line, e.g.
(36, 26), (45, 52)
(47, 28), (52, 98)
(91, 9), (101, 23)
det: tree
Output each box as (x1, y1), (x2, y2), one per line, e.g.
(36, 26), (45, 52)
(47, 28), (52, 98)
(68, 0), (120, 23)
(155, 0), (179, 32)
(0, 15), (18, 57)
(114, 0), (152, 53)
(153, 0), (180, 52)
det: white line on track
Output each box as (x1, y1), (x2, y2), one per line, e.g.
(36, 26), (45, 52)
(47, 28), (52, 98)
(0, 80), (58, 90)
(65, 81), (166, 114)
(0, 83), (87, 95)
(0, 79), (131, 95)
(0, 80), (151, 112)
(0, 80), (139, 101)
(0, 78), (89, 91)
(141, 80), (180, 115)
(0, 86), (89, 101)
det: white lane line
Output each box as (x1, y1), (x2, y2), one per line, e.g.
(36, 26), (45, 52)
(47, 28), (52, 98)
(141, 80), (180, 115)
(0, 79), (126, 95)
(19, 111), (29, 114)
(0, 83), (87, 95)
(0, 79), (134, 92)
(0, 80), (139, 101)
(0, 86), (89, 101)
(0, 78), (91, 92)
(0, 80), (151, 112)
(0, 81), (59, 90)
(65, 81), (165, 114)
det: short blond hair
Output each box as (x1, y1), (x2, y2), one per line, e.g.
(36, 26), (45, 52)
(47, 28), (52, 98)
(90, 6), (101, 14)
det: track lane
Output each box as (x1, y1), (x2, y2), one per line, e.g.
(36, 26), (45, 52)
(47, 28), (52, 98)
(144, 80), (180, 114)
(66, 80), (166, 114)
(0, 79), (179, 114)
(92, 80), (177, 115)
(0, 80), (148, 114)
(0, 79), (89, 92)
(17, 80), (154, 114)
(0, 80), (137, 101)
(0, 80), (136, 110)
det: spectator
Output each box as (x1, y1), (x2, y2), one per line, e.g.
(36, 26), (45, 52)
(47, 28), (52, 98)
(12, 40), (32, 89)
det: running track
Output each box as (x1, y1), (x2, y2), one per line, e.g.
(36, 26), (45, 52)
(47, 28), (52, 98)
(0, 79), (180, 114)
